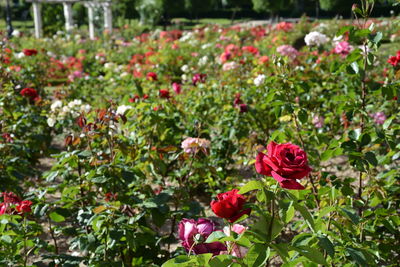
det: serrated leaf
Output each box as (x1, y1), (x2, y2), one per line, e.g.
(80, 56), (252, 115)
(317, 235), (335, 257)
(244, 244), (270, 267)
(340, 208), (360, 225)
(49, 211), (65, 223)
(346, 247), (368, 266)
(238, 180), (264, 194)
(293, 246), (327, 265)
(205, 231), (228, 243)
(93, 205), (107, 214)
(294, 203), (315, 232)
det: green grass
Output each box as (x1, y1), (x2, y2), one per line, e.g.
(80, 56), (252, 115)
(0, 19), (34, 31)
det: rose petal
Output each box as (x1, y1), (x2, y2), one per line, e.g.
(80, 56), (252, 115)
(255, 152), (272, 175)
(271, 171), (305, 190)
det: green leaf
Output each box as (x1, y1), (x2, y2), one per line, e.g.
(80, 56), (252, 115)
(360, 134), (371, 147)
(1, 235), (12, 244)
(365, 152), (378, 166)
(298, 109), (308, 124)
(294, 203), (315, 232)
(346, 247), (368, 266)
(293, 246), (327, 265)
(285, 204), (295, 224)
(317, 235), (335, 257)
(372, 32), (383, 44)
(244, 244), (270, 267)
(350, 62), (359, 74)
(321, 149), (333, 161)
(270, 243), (289, 262)
(336, 26), (353, 36)
(209, 255), (235, 267)
(250, 214), (283, 242)
(238, 180), (264, 194)
(49, 211), (65, 223)
(383, 117), (393, 130)
(339, 208), (360, 225)
(205, 231), (228, 243)
(162, 255), (195, 267)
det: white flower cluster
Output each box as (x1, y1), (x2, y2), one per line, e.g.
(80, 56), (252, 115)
(116, 105), (132, 115)
(254, 74), (266, 86)
(198, 56), (209, 66)
(47, 99), (91, 127)
(304, 31), (329, 46)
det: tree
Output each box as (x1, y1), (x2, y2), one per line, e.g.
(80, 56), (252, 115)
(135, 0), (163, 25)
(221, 0), (250, 22)
(252, 0), (294, 20)
(184, 0), (217, 21)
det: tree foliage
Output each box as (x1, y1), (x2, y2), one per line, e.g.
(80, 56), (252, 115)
(252, 0), (294, 14)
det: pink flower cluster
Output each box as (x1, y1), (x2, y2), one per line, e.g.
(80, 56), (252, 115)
(333, 41), (352, 57)
(181, 137), (210, 154)
(370, 112), (386, 125)
(276, 45), (299, 60)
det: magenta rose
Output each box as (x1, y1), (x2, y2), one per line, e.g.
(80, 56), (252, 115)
(255, 141), (312, 190)
(178, 218), (227, 255)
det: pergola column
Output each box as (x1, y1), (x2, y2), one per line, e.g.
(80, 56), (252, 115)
(32, 2), (43, 38)
(85, 3), (95, 39)
(63, 2), (74, 32)
(103, 2), (112, 33)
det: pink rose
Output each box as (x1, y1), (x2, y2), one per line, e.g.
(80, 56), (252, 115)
(255, 142), (312, 190)
(172, 82), (182, 94)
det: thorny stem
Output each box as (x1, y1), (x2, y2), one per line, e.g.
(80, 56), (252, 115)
(23, 217), (28, 267)
(292, 111), (320, 209)
(356, 1), (372, 218)
(47, 214), (59, 255)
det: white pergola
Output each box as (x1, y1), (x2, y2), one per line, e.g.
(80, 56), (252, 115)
(26, 0), (112, 39)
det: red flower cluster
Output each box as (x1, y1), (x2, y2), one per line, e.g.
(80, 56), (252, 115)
(159, 89), (170, 99)
(20, 87), (39, 101)
(233, 93), (248, 113)
(192, 73), (207, 86)
(255, 141), (312, 190)
(387, 51), (400, 67)
(23, 49), (38, 56)
(0, 192), (32, 215)
(242, 46), (259, 55)
(1, 133), (13, 143)
(211, 189), (251, 223)
(146, 72), (158, 81)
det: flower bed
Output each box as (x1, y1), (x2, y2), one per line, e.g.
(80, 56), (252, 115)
(0, 9), (399, 267)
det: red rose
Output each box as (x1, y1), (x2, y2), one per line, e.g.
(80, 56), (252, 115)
(211, 189), (251, 223)
(159, 89), (170, 99)
(23, 49), (38, 56)
(20, 88), (39, 100)
(146, 72), (157, 81)
(255, 141), (311, 190)
(15, 200), (32, 214)
(239, 104), (248, 113)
